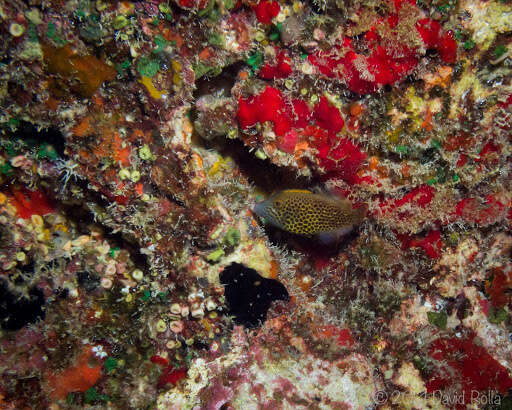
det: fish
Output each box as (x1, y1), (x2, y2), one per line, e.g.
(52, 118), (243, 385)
(253, 189), (367, 244)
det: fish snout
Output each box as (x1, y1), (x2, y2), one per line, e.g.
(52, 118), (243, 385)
(252, 200), (268, 219)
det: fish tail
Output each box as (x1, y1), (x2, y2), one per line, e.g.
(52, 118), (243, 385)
(355, 203), (368, 220)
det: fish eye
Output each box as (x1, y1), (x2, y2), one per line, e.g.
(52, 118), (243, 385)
(275, 200), (282, 208)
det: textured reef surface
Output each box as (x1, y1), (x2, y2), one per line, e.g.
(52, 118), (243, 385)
(0, 0), (511, 408)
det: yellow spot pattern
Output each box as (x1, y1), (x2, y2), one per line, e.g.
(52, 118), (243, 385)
(268, 191), (365, 236)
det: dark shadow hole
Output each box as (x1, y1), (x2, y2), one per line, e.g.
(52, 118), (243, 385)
(193, 61), (245, 100)
(220, 262), (289, 328)
(76, 271), (100, 293)
(203, 137), (315, 194)
(11, 121), (66, 157)
(261, 223), (360, 257)
(0, 280), (45, 331)
(57, 181), (150, 272)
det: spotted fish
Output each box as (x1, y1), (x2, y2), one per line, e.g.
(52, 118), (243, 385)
(253, 189), (367, 243)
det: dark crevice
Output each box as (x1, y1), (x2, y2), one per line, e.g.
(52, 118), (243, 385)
(308, 0), (327, 14)
(202, 137), (315, 194)
(193, 61), (245, 100)
(220, 262), (289, 328)
(46, 180), (151, 273)
(0, 280), (46, 331)
(76, 271), (100, 293)
(10, 120), (67, 157)
(262, 222), (361, 256)
(148, 182), (187, 208)
(68, 202), (150, 272)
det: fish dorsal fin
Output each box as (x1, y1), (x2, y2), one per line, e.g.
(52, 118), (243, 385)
(282, 189), (313, 194)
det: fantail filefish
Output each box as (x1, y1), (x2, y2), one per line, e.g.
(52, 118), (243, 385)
(253, 189), (367, 244)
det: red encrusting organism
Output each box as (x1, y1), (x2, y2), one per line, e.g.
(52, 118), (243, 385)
(475, 141), (501, 164)
(237, 87), (367, 183)
(498, 94), (512, 108)
(150, 355), (170, 367)
(277, 130), (298, 153)
(317, 138), (367, 184)
(313, 97), (344, 136)
(308, 0), (458, 94)
(455, 194), (507, 226)
(485, 267), (512, 309)
(376, 185), (435, 216)
(151, 355), (187, 388)
(456, 153), (467, 167)
(427, 335), (512, 403)
(337, 328), (355, 348)
(394, 185), (435, 208)
(253, 0), (280, 24)
(397, 229), (443, 258)
(415, 19), (457, 64)
(289, 99), (312, 128)
(157, 366), (188, 388)
(237, 86), (288, 135)
(308, 38), (419, 94)
(178, 0), (209, 9)
(8, 187), (54, 219)
(238, 89), (345, 138)
(46, 346), (103, 400)
(409, 230), (443, 258)
(259, 51), (292, 79)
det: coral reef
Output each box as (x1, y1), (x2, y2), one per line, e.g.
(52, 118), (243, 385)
(0, 0), (511, 407)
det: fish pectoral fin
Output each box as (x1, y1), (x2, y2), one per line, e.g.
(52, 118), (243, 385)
(317, 226), (353, 245)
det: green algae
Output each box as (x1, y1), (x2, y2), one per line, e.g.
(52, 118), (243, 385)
(206, 248), (225, 262)
(488, 307), (507, 324)
(104, 357), (118, 374)
(223, 228), (241, 247)
(137, 57), (160, 77)
(427, 311), (447, 329)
